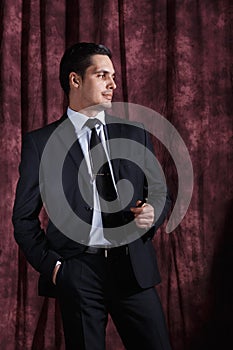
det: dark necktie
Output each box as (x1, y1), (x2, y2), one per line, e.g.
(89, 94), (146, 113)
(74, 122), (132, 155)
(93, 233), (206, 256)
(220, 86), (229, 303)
(85, 119), (125, 239)
(85, 118), (117, 203)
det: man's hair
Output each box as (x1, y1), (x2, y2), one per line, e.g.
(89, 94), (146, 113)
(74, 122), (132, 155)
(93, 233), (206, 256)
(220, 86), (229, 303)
(59, 42), (112, 97)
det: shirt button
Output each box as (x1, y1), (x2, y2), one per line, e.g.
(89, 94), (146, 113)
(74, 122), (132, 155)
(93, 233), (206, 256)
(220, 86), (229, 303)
(85, 206), (93, 211)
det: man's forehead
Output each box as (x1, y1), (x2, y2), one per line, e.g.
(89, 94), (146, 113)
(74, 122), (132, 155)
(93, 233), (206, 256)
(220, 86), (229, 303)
(89, 54), (115, 72)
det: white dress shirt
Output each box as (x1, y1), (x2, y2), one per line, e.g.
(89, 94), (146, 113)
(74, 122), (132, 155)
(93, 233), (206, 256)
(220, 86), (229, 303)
(67, 107), (117, 246)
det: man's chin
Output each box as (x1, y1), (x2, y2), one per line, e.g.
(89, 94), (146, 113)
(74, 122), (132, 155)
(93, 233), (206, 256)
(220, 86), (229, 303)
(92, 101), (112, 112)
(80, 101), (112, 116)
(99, 101), (112, 109)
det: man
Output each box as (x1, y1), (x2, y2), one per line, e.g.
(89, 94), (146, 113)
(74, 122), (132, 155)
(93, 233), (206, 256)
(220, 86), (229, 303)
(13, 43), (172, 349)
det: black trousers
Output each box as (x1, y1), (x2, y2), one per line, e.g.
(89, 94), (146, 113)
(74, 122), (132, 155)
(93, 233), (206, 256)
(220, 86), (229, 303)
(56, 251), (172, 350)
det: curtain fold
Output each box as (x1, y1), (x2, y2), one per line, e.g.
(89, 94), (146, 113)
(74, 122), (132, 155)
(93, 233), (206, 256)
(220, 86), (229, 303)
(0, 1), (232, 349)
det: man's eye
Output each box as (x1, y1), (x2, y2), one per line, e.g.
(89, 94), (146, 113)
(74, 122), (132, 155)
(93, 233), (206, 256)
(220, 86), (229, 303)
(97, 74), (105, 78)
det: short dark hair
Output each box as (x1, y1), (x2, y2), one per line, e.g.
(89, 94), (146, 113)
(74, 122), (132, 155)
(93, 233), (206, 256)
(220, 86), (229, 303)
(59, 42), (112, 97)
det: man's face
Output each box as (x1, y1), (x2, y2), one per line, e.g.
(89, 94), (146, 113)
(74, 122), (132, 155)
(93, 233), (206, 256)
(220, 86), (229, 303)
(77, 54), (116, 111)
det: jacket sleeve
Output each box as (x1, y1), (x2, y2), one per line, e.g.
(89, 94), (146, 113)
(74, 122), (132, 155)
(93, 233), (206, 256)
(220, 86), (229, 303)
(12, 133), (62, 280)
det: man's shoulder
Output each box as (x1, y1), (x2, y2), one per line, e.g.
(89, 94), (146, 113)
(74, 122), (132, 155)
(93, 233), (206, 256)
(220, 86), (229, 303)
(105, 114), (152, 147)
(21, 114), (69, 154)
(106, 114), (145, 135)
(25, 114), (67, 139)
(23, 114), (67, 144)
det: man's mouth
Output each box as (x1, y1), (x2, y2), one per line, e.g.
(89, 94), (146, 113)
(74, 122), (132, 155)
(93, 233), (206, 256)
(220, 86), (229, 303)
(102, 92), (113, 100)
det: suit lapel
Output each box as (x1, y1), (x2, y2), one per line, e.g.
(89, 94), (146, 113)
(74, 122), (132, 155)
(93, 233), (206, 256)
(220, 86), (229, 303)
(104, 115), (122, 182)
(55, 113), (123, 190)
(56, 114), (91, 187)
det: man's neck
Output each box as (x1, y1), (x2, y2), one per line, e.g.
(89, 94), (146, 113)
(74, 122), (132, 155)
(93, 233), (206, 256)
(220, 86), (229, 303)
(69, 102), (110, 118)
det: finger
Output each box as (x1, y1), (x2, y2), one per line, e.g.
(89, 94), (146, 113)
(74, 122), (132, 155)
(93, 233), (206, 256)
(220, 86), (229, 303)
(52, 264), (61, 285)
(135, 220), (153, 229)
(130, 207), (144, 214)
(133, 213), (154, 223)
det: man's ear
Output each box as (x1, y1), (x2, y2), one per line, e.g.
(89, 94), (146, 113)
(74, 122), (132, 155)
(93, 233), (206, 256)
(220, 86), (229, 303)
(69, 72), (81, 87)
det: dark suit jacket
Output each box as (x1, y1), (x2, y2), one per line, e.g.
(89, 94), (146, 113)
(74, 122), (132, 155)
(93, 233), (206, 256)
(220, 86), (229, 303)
(12, 113), (171, 297)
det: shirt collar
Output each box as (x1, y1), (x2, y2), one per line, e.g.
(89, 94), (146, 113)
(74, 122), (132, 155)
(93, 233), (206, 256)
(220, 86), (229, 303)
(67, 107), (106, 133)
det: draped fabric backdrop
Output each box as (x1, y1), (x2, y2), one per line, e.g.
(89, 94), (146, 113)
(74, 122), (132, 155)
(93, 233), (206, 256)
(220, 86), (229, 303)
(0, 1), (232, 349)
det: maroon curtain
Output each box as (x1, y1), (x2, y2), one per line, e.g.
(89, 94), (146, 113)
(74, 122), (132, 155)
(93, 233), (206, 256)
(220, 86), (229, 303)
(0, 1), (232, 349)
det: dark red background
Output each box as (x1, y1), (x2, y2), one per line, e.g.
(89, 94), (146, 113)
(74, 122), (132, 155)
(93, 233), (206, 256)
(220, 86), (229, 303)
(0, 1), (232, 349)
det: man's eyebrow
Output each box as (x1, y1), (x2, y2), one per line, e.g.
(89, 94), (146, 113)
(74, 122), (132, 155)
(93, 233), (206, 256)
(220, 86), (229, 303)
(94, 69), (115, 75)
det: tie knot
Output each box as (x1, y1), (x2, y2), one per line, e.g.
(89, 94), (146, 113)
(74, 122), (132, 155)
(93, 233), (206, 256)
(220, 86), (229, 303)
(85, 118), (102, 130)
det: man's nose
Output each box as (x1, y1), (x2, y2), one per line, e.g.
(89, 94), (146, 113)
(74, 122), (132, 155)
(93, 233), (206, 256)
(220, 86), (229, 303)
(107, 77), (116, 90)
